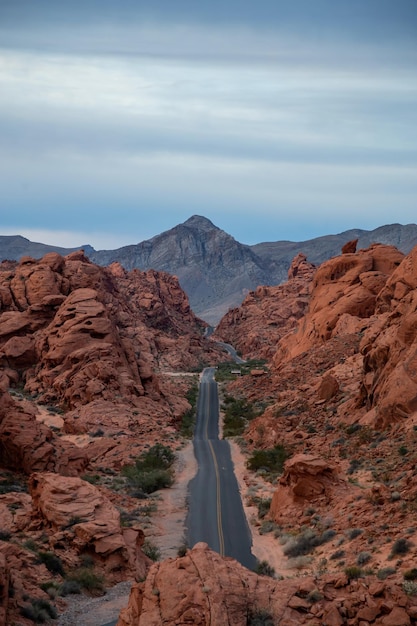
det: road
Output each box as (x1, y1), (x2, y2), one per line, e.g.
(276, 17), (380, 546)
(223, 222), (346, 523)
(216, 341), (247, 364)
(186, 368), (255, 570)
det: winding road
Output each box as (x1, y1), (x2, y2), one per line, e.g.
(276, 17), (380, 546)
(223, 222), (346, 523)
(186, 367), (255, 570)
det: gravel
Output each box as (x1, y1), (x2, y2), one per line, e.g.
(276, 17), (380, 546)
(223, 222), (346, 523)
(57, 581), (132, 626)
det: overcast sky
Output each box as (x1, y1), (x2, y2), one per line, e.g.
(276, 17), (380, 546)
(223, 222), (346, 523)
(1, 0), (416, 250)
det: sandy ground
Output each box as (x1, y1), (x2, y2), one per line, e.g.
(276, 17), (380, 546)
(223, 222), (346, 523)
(146, 441), (197, 560)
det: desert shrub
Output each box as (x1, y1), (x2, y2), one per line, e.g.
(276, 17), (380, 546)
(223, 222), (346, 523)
(37, 551), (65, 576)
(344, 566), (364, 580)
(247, 445), (288, 477)
(177, 543), (188, 557)
(223, 397), (257, 437)
(259, 520), (277, 535)
(82, 473), (101, 485)
(404, 568), (417, 581)
(257, 498), (271, 519)
(79, 554), (95, 568)
(20, 598), (57, 623)
(59, 579), (82, 596)
(122, 444), (175, 495)
(0, 530), (11, 541)
(254, 560), (275, 578)
(180, 379), (199, 437)
(123, 468), (174, 495)
(390, 537), (412, 557)
(142, 540), (161, 561)
(247, 609), (275, 625)
(66, 567), (104, 594)
(346, 528), (363, 540)
(135, 444), (175, 471)
(307, 589), (323, 603)
(330, 549), (345, 560)
(357, 551), (371, 566)
(283, 528), (336, 558)
(377, 566), (396, 580)
(403, 581), (417, 596)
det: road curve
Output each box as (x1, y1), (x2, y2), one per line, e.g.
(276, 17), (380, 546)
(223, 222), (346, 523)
(216, 341), (246, 364)
(186, 368), (255, 570)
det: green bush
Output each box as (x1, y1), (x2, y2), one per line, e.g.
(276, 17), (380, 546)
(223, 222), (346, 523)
(142, 539), (161, 561)
(377, 566), (396, 580)
(66, 568), (104, 594)
(123, 467), (174, 495)
(0, 530), (11, 541)
(283, 528), (336, 558)
(20, 598), (57, 623)
(37, 551), (65, 576)
(247, 609), (275, 625)
(59, 579), (82, 596)
(357, 551), (371, 566)
(180, 379), (199, 437)
(404, 568), (417, 581)
(344, 566), (364, 580)
(247, 445), (288, 477)
(390, 537), (412, 556)
(257, 498), (271, 519)
(122, 444), (175, 495)
(223, 397), (257, 437)
(254, 560), (275, 578)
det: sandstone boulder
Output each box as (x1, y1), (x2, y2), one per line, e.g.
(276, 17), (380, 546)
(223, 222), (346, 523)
(29, 473), (149, 580)
(269, 454), (339, 522)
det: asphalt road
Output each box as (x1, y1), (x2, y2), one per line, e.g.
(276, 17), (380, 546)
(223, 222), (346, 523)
(216, 341), (247, 364)
(186, 368), (256, 570)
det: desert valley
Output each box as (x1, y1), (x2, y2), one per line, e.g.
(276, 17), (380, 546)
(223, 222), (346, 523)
(1, 221), (417, 625)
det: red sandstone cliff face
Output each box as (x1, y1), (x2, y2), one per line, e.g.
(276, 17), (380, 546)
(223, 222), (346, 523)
(214, 253), (316, 360)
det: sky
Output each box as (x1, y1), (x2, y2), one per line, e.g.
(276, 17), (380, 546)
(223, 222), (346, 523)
(0, 0), (416, 250)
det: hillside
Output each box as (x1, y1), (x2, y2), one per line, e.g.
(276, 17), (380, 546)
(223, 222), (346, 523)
(2, 219), (417, 324)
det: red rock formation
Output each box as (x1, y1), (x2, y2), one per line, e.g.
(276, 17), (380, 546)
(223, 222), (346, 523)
(29, 472), (149, 581)
(357, 243), (417, 428)
(341, 239), (358, 254)
(269, 454), (340, 522)
(117, 543), (417, 626)
(275, 244), (404, 365)
(214, 253), (316, 360)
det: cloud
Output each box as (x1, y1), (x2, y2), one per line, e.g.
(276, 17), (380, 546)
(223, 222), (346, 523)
(0, 1), (416, 246)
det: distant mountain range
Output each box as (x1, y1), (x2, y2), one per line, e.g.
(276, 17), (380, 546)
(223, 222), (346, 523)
(2, 216), (417, 324)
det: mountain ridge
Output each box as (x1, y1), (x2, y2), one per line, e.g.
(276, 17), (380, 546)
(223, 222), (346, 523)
(2, 217), (417, 324)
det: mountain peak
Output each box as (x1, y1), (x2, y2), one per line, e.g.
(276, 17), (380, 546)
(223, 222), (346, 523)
(182, 215), (218, 231)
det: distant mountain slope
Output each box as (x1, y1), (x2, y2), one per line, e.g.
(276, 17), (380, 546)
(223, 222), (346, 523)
(2, 219), (417, 324)
(251, 223), (417, 267)
(90, 215), (273, 324)
(0, 235), (95, 260)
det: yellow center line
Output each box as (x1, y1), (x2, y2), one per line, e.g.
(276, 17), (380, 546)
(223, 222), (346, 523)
(203, 377), (225, 556)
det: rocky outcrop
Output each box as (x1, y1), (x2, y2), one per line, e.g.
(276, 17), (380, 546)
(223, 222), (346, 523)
(269, 454), (340, 522)
(29, 473), (149, 580)
(275, 244), (404, 365)
(117, 543), (417, 626)
(0, 391), (88, 475)
(214, 253), (316, 359)
(357, 243), (417, 429)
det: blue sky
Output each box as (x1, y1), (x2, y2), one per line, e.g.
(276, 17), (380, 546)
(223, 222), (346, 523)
(0, 0), (416, 250)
